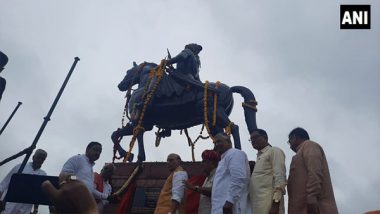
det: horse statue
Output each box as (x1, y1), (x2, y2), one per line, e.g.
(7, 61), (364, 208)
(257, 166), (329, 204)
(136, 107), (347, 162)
(111, 60), (258, 162)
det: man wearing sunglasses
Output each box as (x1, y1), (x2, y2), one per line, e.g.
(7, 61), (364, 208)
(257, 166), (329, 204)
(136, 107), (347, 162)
(287, 127), (338, 214)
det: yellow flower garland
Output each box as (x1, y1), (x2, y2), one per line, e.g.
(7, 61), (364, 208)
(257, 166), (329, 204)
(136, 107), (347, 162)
(123, 60), (166, 162)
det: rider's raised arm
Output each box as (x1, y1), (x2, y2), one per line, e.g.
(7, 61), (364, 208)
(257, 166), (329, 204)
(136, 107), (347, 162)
(166, 50), (188, 66)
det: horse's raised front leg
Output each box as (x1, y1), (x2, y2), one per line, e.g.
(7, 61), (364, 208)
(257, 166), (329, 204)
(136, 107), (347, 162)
(111, 124), (134, 159)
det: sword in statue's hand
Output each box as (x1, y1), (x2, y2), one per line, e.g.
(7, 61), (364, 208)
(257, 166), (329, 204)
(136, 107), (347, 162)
(166, 48), (174, 72)
(167, 48), (171, 59)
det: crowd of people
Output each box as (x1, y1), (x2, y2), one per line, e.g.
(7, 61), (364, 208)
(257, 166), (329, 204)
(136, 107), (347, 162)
(154, 128), (338, 214)
(0, 127), (338, 214)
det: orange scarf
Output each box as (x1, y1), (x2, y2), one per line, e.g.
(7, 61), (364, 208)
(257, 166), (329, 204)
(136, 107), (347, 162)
(154, 166), (185, 214)
(94, 172), (104, 192)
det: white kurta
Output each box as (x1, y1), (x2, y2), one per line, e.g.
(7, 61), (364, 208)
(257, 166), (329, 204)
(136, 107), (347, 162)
(198, 168), (216, 214)
(0, 162), (46, 214)
(171, 171), (188, 204)
(211, 148), (251, 214)
(61, 154), (107, 200)
(249, 145), (286, 214)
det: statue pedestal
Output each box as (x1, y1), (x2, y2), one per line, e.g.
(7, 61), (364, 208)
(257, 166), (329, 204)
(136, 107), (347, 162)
(103, 161), (255, 213)
(104, 161), (204, 213)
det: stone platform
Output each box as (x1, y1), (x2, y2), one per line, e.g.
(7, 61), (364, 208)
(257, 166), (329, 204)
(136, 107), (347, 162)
(103, 161), (255, 214)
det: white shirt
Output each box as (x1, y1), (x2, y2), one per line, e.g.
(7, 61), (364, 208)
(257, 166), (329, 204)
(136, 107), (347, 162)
(211, 148), (251, 214)
(0, 162), (46, 214)
(198, 168), (216, 214)
(96, 179), (112, 213)
(171, 171), (188, 203)
(61, 154), (107, 200)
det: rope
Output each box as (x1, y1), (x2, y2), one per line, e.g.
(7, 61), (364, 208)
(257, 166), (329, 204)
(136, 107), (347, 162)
(180, 125), (210, 162)
(183, 129), (196, 162)
(193, 124), (209, 145)
(113, 164), (141, 196)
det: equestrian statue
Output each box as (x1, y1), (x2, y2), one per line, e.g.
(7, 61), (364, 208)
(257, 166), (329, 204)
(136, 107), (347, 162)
(111, 43), (258, 162)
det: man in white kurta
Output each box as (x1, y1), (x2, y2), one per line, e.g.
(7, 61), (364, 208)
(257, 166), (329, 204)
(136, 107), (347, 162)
(0, 149), (47, 214)
(61, 142), (109, 202)
(184, 149), (220, 214)
(212, 133), (251, 214)
(249, 129), (286, 214)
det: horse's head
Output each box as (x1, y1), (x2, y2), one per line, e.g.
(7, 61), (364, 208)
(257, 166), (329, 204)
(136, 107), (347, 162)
(118, 61), (144, 91)
(118, 61), (158, 91)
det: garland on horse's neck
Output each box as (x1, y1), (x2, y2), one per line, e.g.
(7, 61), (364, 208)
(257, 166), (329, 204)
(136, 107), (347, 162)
(123, 60), (166, 163)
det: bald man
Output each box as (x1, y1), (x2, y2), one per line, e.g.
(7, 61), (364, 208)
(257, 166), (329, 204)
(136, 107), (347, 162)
(155, 153), (188, 214)
(212, 133), (251, 214)
(0, 149), (47, 214)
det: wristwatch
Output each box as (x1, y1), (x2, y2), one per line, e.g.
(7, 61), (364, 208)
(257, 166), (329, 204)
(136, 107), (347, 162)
(59, 175), (78, 187)
(194, 186), (200, 192)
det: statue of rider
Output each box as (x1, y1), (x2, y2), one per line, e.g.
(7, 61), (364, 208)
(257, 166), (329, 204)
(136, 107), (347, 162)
(131, 43), (207, 120)
(166, 43), (203, 91)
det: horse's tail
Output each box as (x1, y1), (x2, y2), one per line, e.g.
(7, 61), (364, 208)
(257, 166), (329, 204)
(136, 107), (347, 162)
(230, 86), (258, 134)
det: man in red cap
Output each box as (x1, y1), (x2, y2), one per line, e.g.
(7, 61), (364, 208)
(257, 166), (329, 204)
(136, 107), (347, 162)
(184, 149), (220, 214)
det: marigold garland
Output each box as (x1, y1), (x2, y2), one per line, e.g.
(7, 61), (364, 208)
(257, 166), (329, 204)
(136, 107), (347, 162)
(225, 122), (234, 136)
(242, 102), (257, 111)
(123, 59), (166, 162)
(203, 81), (213, 140)
(113, 164), (140, 196)
(212, 81), (221, 127)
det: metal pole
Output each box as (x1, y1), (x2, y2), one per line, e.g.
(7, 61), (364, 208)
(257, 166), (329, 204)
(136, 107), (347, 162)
(17, 57), (80, 173)
(0, 102), (22, 136)
(0, 147), (32, 166)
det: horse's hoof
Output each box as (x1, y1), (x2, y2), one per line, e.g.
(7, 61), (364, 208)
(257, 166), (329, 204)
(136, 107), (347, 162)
(127, 153), (134, 162)
(137, 155), (146, 162)
(117, 147), (127, 158)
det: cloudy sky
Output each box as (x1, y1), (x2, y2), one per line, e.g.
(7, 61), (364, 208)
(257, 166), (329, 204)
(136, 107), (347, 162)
(1, 0), (379, 213)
